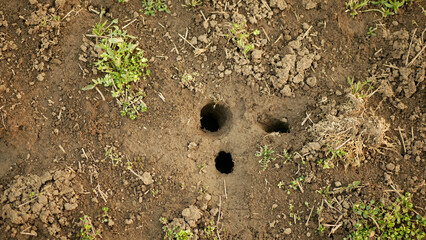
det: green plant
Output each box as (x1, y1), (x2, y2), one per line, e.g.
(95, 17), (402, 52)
(83, 13), (150, 120)
(347, 192), (426, 239)
(28, 191), (36, 199)
(367, 26), (377, 36)
(347, 77), (374, 99)
(226, 22), (260, 57)
(163, 225), (193, 240)
(102, 207), (110, 223)
(183, 0), (202, 7)
(346, 0), (414, 17)
(105, 146), (123, 166)
(280, 149), (292, 164)
(79, 215), (100, 240)
(287, 176), (305, 194)
(256, 145), (275, 171)
(141, 0), (171, 16)
(118, 0), (128, 2)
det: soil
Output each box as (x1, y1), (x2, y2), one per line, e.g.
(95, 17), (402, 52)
(0, 0), (425, 239)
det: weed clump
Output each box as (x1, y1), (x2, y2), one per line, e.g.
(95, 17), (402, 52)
(226, 22), (260, 57)
(83, 11), (150, 120)
(256, 145), (275, 171)
(310, 76), (393, 169)
(348, 192), (426, 239)
(141, 0), (171, 16)
(346, 0), (415, 17)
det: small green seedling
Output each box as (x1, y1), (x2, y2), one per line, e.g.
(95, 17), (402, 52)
(367, 26), (377, 36)
(287, 176), (305, 194)
(163, 225), (193, 240)
(105, 146), (123, 166)
(141, 0), (171, 16)
(102, 207), (110, 223)
(79, 215), (100, 240)
(28, 191), (36, 199)
(226, 22), (260, 57)
(256, 145), (275, 171)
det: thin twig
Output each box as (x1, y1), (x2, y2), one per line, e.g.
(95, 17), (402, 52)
(408, 44), (426, 66)
(200, 10), (208, 23)
(305, 206), (314, 226)
(96, 184), (108, 202)
(336, 137), (351, 150)
(128, 167), (145, 182)
(123, 19), (137, 29)
(224, 180), (228, 199)
(397, 127), (406, 154)
(261, 27), (270, 42)
(301, 112), (313, 126)
(273, 34), (282, 45)
(95, 87), (106, 101)
(406, 28), (417, 66)
(216, 196), (222, 240)
(302, 26), (313, 39)
(260, 0), (271, 11)
(18, 196), (39, 208)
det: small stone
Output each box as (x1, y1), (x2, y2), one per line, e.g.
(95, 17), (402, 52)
(29, 0), (38, 4)
(342, 201), (350, 209)
(306, 76), (317, 87)
(251, 50), (263, 63)
(142, 172), (154, 185)
(217, 64), (225, 72)
(386, 163), (395, 171)
(284, 228), (292, 235)
(335, 90), (342, 96)
(281, 85), (292, 97)
(0, 84), (6, 92)
(272, 204), (278, 209)
(108, 219), (115, 226)
(224, 69), (232, 75)
(210, 208), (219, 216)
(124, 218), (133, 225)
(182, 205), (202, 222)
(198, 34), (208, 44)
(292, 74), (304, 84)
(189, 37), (197, 46)
(335, 181), (342, 187)
(64, 203), (78, 211)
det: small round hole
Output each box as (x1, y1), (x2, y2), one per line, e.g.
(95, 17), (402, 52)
(200, 103), (230, 132)
(215, 151), (234, 174)
(261, 118), (290, 133)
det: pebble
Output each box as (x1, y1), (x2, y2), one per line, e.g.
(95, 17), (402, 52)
(284, 228), (292, 235)
(142, 172), (154, 185)
(306, 76), (317, 87)
(386, 163), (395, 171)
(335, 181), (342, 187)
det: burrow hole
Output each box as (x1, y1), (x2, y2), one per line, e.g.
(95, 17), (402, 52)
(215, 151), (234, 174)
(200, 103), (230, 132)
(262, 118), (290, 133)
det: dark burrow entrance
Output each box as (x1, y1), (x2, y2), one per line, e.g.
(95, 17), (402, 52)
(261, 118), (290, 133)
(200, 103), (230, 132)
(215, 151), (234, 174)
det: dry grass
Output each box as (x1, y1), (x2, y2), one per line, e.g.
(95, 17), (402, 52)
(310, 79), (395, 169)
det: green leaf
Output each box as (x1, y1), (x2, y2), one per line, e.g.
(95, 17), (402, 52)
(82, 84), (96, 90)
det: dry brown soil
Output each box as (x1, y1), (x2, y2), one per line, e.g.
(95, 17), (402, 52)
(0, 0), (425, 239)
